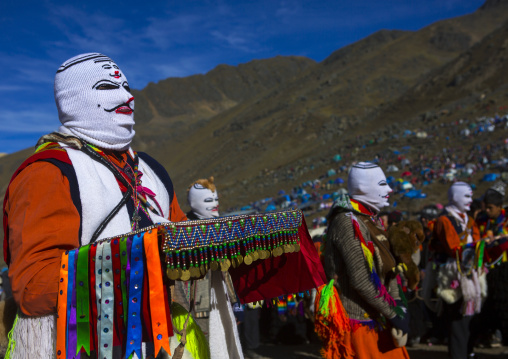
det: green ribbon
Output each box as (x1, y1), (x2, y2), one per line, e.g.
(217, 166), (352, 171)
(100, 241), (115, 359)
(477, 240), (485, 270)
(76, 244), (91, 355)
(120, 237), (129, 326)
(94, 242), (104, 350)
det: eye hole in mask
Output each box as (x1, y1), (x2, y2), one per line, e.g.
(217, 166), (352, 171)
(93, 80), (120, 90)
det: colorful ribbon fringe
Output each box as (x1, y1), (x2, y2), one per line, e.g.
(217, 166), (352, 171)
(275, 293), (305, 316)
(57, 230), (172, 359)
(57, 208), (307, 359)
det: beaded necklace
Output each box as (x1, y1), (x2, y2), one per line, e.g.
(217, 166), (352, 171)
(86, 144), (146, 230)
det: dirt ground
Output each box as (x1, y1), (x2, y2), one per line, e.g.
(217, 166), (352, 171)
(244, 342), (508, 359)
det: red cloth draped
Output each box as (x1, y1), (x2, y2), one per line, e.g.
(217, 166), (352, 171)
(230, 218), (326, 303)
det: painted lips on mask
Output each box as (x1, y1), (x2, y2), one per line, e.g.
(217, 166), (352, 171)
(104, 97), (134, 115)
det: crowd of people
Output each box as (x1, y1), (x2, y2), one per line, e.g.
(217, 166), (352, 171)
(227, 111), (508, 222)
(2, 51), (508, 359)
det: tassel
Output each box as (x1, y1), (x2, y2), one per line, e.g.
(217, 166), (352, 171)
(317, 280), (337, 318)
(361, 244), (374, 272)
(314, 281), (354, 359)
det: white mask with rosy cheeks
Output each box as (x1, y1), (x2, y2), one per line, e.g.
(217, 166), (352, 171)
(347, 162), (393, 213)
(188, 184), (220, 219)
(55, 53), (135, 151)
(448, 182), (473, 213)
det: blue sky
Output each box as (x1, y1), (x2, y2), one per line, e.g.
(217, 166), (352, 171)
(0, 0), (485, 154)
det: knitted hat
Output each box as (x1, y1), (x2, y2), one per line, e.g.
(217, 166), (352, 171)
(484, 181), (505, 207)
(55, 53), (135, 151)
(490, 181), (506, 197)
(348, 162), (392, 212)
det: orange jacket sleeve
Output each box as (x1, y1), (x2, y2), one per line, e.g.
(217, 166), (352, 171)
(433, 216), (461, 257)
(5, 162), (80, 316)
(168, 191), (187, 222)
(433, 216), (480, 258)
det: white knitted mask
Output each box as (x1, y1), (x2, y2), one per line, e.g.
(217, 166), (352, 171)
(448, 182), (473, 213)
(55, 53), (135, 151)
(188, 184), (219, 219)
(347, 162), (392, 213)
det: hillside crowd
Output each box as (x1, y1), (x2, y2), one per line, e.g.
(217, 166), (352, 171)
(4, 51), (508, 359)
(228, 113), (508, 221)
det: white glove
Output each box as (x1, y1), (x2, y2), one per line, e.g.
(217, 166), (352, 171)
(391, 327), (408, 348)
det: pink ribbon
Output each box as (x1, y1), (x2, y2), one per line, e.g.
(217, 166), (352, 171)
(139, 185), (164, 217)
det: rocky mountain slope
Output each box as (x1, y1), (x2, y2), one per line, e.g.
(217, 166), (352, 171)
(133, 0), (508, 208)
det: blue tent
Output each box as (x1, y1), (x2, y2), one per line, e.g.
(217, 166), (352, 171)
(278, 190), (285, 195)
(403, 189), (427, 199)
(333, 154), (342, 162)
(265, 203), (276, 212)
(334, 178), (344, 184)
(322, 194), (332, 200)
(482, 173), (499, 182)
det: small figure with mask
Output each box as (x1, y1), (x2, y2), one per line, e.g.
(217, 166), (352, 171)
(182, 177), (244, 358)
(431, 182), (483, 359)
(315, 162), (410, 359)
(187, 177), (220, 220)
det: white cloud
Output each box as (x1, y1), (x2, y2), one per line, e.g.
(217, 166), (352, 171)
(0, 85), (31, 92)
(276, 1), (300, 17)
(0, 54), (55, 85)
(211, 30), (249, 48)
(140, 14), (204, 49)
(0, 109), (59, 133)
(151, 59), (207, 79)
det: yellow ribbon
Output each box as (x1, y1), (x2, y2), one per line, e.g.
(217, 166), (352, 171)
(360, 243), (374, 272)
